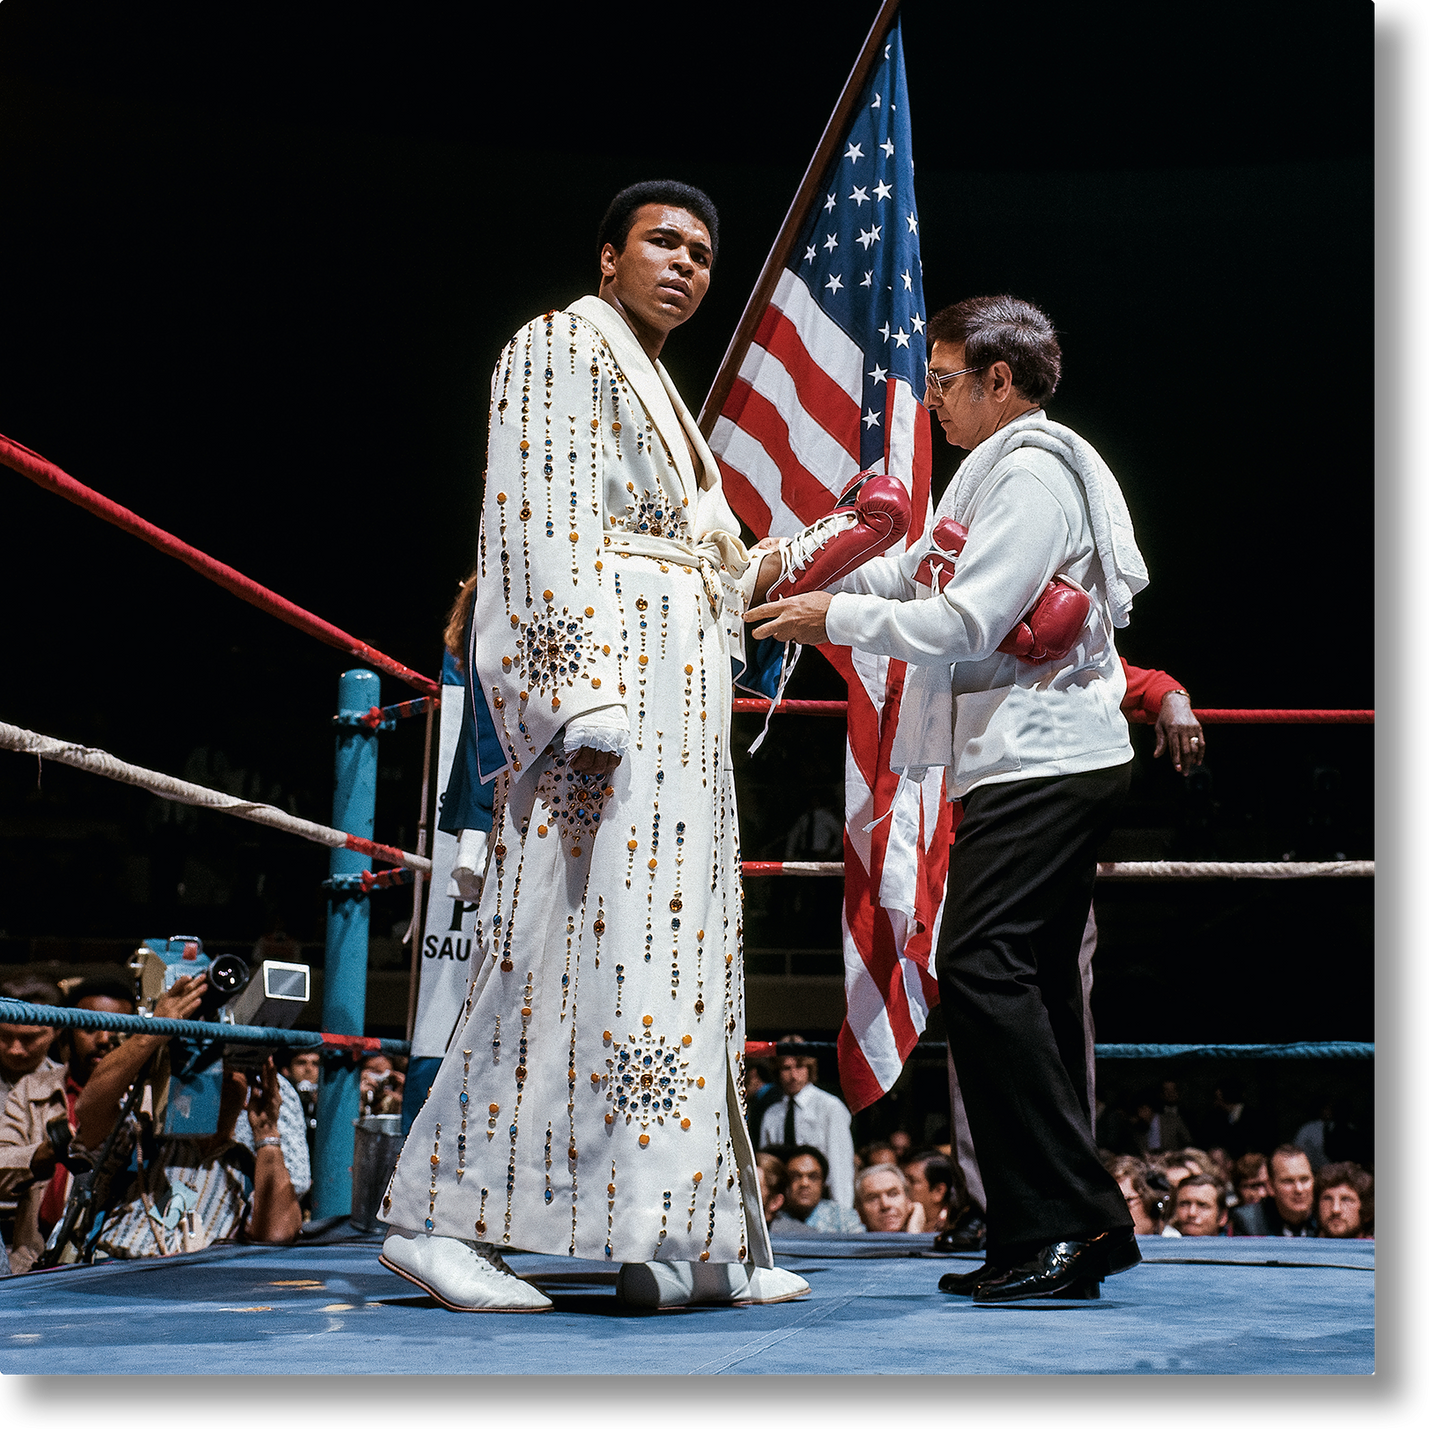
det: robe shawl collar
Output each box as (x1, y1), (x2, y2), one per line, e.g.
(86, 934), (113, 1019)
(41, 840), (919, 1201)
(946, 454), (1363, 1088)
(565, 295), (721, 517)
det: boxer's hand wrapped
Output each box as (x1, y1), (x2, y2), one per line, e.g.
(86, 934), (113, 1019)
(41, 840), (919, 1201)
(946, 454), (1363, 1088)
(996, 579), (1091, 663)
(765, 471), (911, 602)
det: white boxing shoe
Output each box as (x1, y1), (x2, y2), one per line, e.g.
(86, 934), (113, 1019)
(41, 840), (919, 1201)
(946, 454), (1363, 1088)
(380, 1225), (553, 1312)
(746, 1264), (812, 1304)
(616, 1260), (811, 1310)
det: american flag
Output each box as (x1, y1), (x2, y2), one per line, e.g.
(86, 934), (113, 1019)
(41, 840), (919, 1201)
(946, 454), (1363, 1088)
(710, 18), (952, 1113)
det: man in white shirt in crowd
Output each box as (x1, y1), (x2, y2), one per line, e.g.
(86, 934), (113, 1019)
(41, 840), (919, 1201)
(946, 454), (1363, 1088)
(758, 1037), (855, 1215)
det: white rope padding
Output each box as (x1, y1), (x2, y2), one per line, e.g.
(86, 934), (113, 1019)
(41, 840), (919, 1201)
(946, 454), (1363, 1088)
(1096, 860), (1374, 880)
(748, 859), (1373, 879)
(0, 720), (432, 874)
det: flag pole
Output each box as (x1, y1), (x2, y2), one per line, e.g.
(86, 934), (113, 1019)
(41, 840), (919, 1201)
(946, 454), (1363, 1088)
(697, 0), (904, 440)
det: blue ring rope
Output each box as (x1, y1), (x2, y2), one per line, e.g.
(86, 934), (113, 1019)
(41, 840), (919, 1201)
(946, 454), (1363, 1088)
(1, 1001), (1372, 1062)
(0, 998), (411, 1055)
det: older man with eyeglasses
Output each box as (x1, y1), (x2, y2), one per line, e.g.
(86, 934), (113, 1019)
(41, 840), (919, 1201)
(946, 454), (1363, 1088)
(747, 294), (1152, 1304)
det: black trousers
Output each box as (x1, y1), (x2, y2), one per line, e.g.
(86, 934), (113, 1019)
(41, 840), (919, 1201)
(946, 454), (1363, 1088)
(935, 761), (1135, 1260)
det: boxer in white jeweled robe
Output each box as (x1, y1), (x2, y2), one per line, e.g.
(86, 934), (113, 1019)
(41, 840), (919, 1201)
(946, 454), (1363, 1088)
(379, 190), (810, 1310)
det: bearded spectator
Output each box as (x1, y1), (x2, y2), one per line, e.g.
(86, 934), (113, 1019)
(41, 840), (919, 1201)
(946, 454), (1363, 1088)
(854, 1164), (926, 1233)
(1316, 1162), (1373, 1239)
(1231, 1146), (1319, 1237)
(1167, 1174), (1230, 1237)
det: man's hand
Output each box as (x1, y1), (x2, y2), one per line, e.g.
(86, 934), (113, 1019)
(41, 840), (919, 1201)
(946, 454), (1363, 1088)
(29, 1137), (57, 1181)
(743, 592), (832, 645)
(154, 972), (209, 1021)
(569, 748), (622, 775)
(1155, 692), (1206, 775)
(246, 1057), (283, 1140)
(74, 972), (208, 1150)
(243, 1054), (301, 1244)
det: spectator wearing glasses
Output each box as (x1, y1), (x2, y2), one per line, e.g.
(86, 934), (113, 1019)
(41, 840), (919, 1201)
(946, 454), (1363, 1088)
(778, 1145), (862, 1234)
(1109, 1156), (1167, 1237)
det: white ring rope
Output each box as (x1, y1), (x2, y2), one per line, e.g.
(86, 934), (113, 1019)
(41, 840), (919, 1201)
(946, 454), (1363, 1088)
(0, 719), (432, 874)
(1, 719), (1373, 884)
(748, 859), (1373, 879)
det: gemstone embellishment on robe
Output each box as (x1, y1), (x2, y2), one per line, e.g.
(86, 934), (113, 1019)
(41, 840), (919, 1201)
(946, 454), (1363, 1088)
(597, 1019), (696, 1129)
(620, 486), (689, 541)
(513, 602), (601, 703)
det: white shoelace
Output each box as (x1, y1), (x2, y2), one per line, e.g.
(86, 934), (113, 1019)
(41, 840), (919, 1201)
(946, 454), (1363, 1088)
(747, 640), (804, 757)
(751, 505), (859, 757)
(771, 508), (858, 594)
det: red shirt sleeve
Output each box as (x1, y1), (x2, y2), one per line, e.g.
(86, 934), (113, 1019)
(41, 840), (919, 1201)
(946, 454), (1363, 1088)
(1119, 655), (1187, 726)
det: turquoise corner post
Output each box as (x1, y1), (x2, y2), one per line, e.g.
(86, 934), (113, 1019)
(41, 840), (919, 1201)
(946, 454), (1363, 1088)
(313, 668), (379, 1218)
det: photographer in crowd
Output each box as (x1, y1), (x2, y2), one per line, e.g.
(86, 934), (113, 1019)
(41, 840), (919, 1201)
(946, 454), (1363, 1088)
(74, 973), (309, 1259)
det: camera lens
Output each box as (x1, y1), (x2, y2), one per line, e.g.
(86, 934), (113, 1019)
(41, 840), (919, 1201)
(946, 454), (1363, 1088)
(206, 954), (250, 1000)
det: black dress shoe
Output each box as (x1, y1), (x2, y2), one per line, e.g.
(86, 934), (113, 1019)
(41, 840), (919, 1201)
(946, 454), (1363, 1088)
(972, 1228), (1140, 1305)
(933, 1215), (987, 1254)
(937, 1262), (1008, 1295)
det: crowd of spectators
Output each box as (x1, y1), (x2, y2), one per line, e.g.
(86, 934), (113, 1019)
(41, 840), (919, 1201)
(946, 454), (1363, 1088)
(746, 1051), (1373, 1249)
(0, 970), (419, 1276)
(3, 976), (1375, 1273)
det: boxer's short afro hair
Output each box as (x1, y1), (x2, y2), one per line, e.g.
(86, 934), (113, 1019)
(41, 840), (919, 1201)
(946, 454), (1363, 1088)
(598, 180), (719, 261)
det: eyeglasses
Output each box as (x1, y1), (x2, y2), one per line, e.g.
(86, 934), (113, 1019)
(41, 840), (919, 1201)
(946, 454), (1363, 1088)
(925, 364), (984, 397)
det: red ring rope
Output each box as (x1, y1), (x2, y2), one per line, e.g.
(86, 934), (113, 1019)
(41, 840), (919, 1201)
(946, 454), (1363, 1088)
(0, 432), (438, 697)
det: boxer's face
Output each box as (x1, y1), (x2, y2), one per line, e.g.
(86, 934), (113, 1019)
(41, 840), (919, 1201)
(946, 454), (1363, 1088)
(601, 204), (713, 339)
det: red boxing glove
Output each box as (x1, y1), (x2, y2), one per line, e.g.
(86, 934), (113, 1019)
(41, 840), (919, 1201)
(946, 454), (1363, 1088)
(766, 471), (912, 601)
(997, 579), (1091, 663)
(912, 518), (969, 588)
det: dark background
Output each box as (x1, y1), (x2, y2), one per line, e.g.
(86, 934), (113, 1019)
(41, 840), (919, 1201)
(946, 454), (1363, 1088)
(0, 0), (1373, 1127)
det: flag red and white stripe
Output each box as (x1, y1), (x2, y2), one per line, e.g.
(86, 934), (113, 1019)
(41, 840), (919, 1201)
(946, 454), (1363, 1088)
(713, 273), (952, 1113)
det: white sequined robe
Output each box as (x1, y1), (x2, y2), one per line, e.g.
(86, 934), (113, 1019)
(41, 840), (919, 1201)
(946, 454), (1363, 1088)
(383, 295), (772, 1267)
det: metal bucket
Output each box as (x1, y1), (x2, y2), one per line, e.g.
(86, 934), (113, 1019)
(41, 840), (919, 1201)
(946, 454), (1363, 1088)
(350, 1114), (403, 1232)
